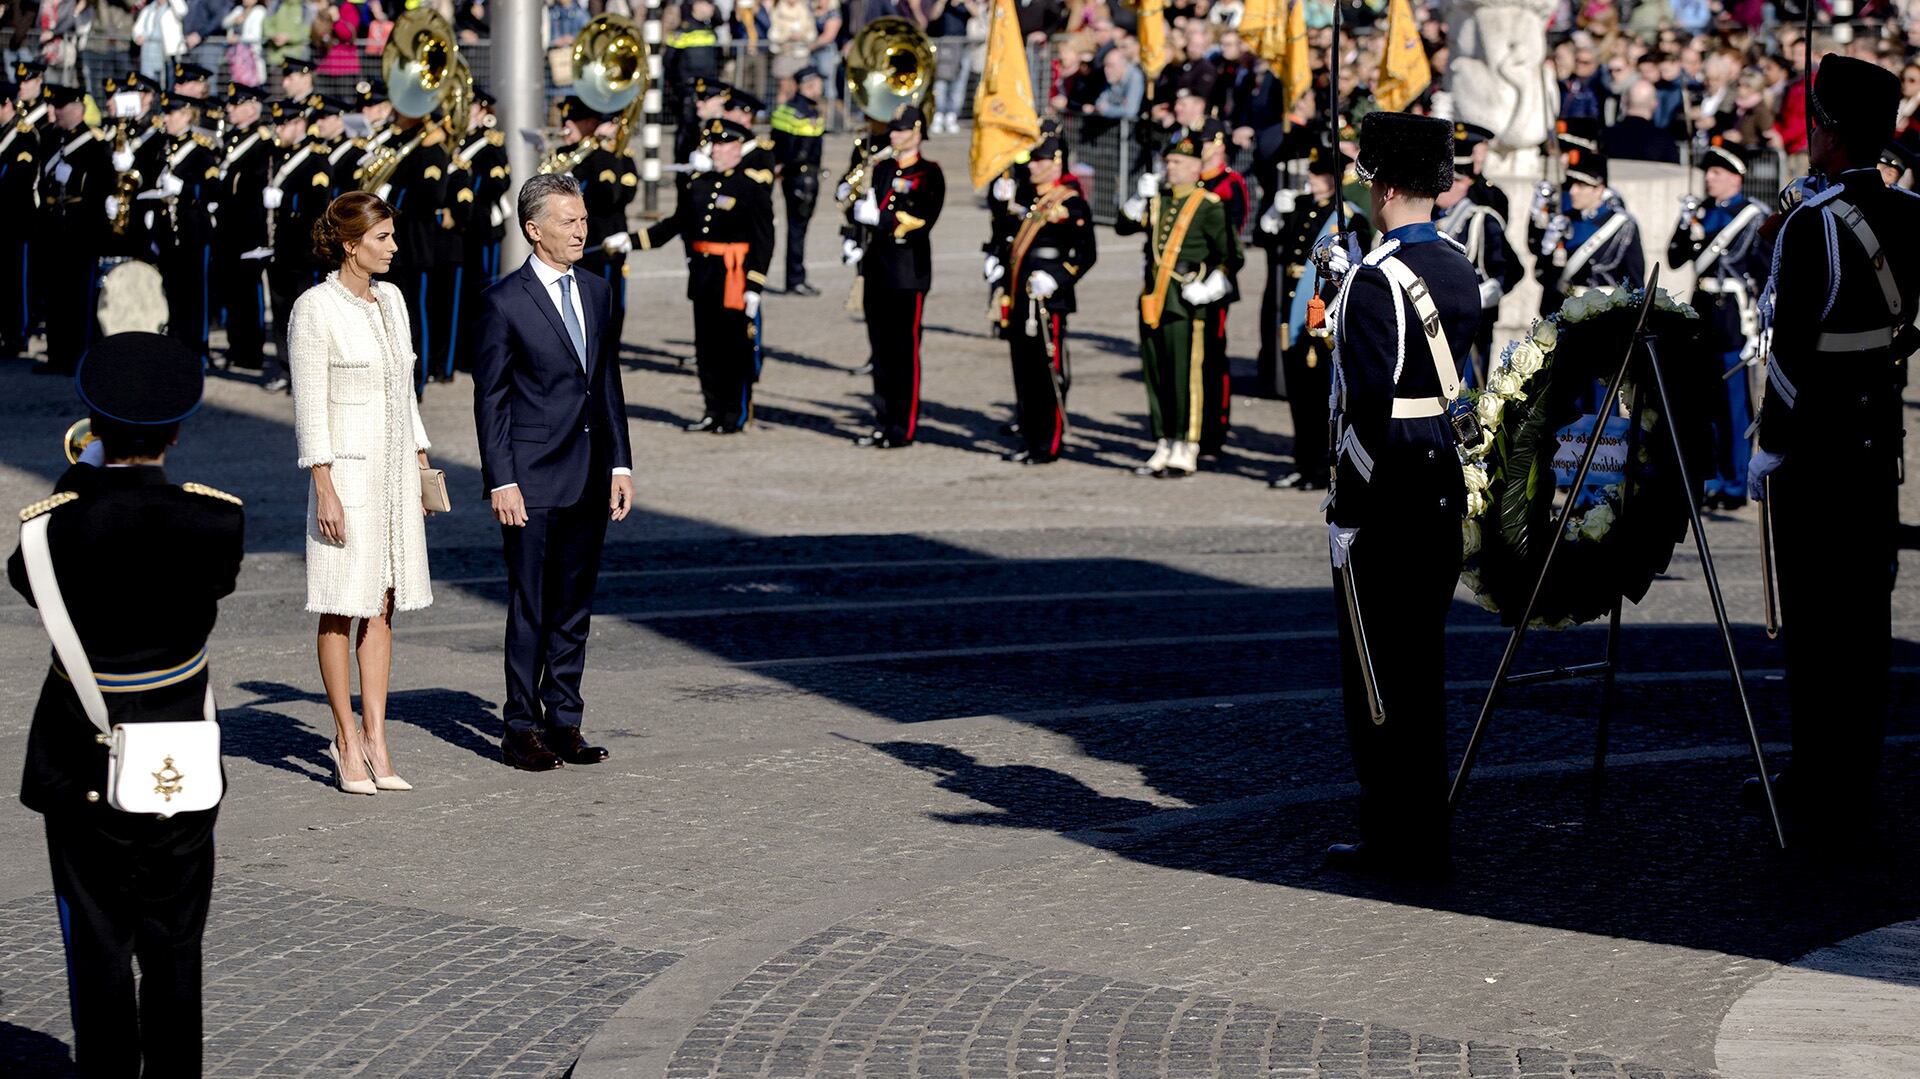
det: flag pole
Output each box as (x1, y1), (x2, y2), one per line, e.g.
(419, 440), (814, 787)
(1330, 0), (1344, 233)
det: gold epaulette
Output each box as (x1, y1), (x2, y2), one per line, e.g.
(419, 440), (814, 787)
(20, 492), (78, 522)
(86, 125), (105, 140)
(757, 137), (775, 151)
(745, 167), (773, 185)
(182, 483), (243, 506)
(1203, 191), (1221, 204)
(486, 129), (505, 148)
(193, 132), (216, 150)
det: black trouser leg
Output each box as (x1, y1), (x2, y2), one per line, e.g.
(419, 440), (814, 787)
(458, 239), (501, 371)
(693, 297), (753, 428)
(1200, 307), (1232, 452)
(1256, 259), (1281, 398)
(783, 184), (814, 288)
(46, 807), (216, 1079)
(429, 263), (464, 380)
(1332, 513), (1461, 855)
(1012, 312), (1066, 460)
(0, 232), (26, 354)
(264, 265), (314, 383)
(865, 280), (925, 443)
(501, 487), (611, 737)
(217, 255), (266, 371)
(1282, 337), (1331, 482)
(43, 244), (98, 374)
(162, 245), (211, 362)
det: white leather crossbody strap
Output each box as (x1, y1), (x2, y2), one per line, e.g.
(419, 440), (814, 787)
(1692, 202), (1766, 277)
(1375, 256), (1462, 405)
(1560, 211), (1629, 288)
(20, 515), (110, 735)
(1824, 198), (1902, 323)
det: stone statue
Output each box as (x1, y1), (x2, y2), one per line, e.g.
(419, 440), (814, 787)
(1445, 0), (1558, 152)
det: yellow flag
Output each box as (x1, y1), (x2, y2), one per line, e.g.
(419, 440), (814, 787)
(1237, 0), (1281, 65)
(1281, 0), (1311, 123)
(969, 0), (1043, 190)
(1137, 0), (1169, 84)
(1374, 0), (1432, 113)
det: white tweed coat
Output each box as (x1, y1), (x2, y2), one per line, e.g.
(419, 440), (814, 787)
(289, 274), (435, 618)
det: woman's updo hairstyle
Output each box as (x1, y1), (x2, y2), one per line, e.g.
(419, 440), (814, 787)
(312, 191), (396, 266)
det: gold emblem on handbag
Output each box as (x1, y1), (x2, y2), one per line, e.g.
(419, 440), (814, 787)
(20, 513), (223, 818)
(420, 467), (451, 513)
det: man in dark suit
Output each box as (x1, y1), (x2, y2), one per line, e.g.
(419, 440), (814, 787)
(471, 172), (635, 772)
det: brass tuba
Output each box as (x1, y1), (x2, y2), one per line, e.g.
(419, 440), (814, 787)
(359, 9), (471, 192)
(845, 17), (935, 125)
(540, 15), (650, 176)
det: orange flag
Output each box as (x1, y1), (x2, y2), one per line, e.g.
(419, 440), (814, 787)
(1137, 0), (1169, 84)
(1373, 0), (1432, 113)
(1281, 0), (1311, 124)
(969, 0), (1043, 190)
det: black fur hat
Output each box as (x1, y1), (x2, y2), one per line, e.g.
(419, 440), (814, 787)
(1810, 53), (1901, 156)
(1355, 111), (1453, 197)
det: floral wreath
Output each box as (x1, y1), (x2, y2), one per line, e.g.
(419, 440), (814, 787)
(1459, 286), (1711, 629)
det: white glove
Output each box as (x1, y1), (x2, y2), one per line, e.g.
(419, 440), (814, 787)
(1313, 232), (1352, 281)
(852, 192), (880, 226)
(1181, 268), (1228, 305)
(835, 180), (853, 202)
(743, 291), (761, 319)
(1258, 204), (1283, 234)
(103, 195), (121, 221)
(688, 148), (714, 173)
(991, 175), (1016, 203)
(601, 231), (633, 254)
(1028, 270), (1058, 299)
(1329, 525), (1359, 569)
(1273, 188), (1299, 215)
(52, 162), (72, 185)
(262, 187), (284, 209)
(1739, 334), (1760, 363)
(1477, 277), (1503, 309)
(241, 246), (273, 260)
(1121, 196), (1147, 223)
(983, 253), (1004, 283)
(78, 439), (107, 468)
(161, 173), (184, 197)
(841, 237), (864, 265)
(1135, 172), (1159, 199)
(1748, 449), (1785, 501)
(112, 149), (135, 173)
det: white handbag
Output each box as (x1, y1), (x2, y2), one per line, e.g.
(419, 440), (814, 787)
(20, 514), (223, 818)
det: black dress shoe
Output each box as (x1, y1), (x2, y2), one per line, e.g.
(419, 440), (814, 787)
(999, 421), (1022, 436)
(1719, 495), (1749, 511)
(789, 282), (821, 296)
(685, 416), (718, 433)
(1324, 840), (1449, 878)
(503, 732), (565, 772)
(854, 434), (911, 448)
(548, 729), (609, 765)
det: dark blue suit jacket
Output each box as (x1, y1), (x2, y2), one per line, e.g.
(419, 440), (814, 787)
(472, 258), (633, 508)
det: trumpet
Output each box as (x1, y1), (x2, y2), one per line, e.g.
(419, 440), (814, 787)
(540, 15), (649, 176)
(359, 9), (471, 193)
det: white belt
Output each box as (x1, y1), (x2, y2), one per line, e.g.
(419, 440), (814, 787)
(1390, 397), (1447, 418)
(1815, 327), (1896, 351)
(1695, 278), (1749, 296)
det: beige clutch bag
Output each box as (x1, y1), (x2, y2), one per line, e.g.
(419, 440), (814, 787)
(420, 468), (452, 513)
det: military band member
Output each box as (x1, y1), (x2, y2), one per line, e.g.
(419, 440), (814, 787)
(209, 83), (273, 373)
(150, 92), (221, 362)
(1115, 130), (1242, 477)
(1668, 143), (1768, 509)
(636, 119), (774, 433)
(1196, 119), (1249, 457)
(846, 105), (945, 448)
(771, 67), (826, 296)
(9, 333), (243, 1079)
(558, 97), (639, 337)
(35, 85), (112, 377)
(102, 73), (166, 260)
(1435, 122), (1523, 387)
(426, 112), (476, 384)
(1320, 112), (1481, 876)
(1747, 55), (1920, 838)
(454, 89), (512, 376)
(1533, 149), (1644, 319)
(376, 108), (453, 379)
(171, 60), (212, 103)
(984, 132), (1096, 465)
(14, 59), (48, 128)
(280, 56), (316, 103)
(674, 77), (730, 184)
(1457, 120), (1509, 222)
(0, 81), (37, 359)
(265, 96), (342, 393)
(1260, 147), (1369, 491)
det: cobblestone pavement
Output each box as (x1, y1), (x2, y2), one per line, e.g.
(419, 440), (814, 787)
(0, 135), (1916, 1077)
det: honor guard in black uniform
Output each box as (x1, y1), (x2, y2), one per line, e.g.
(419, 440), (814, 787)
(454, 89), (512, 374)
(265, 96), (340, 392)
(280, 56), (316, 104)
(559, 97), (639, 338)
(771, 67), (826, 295)
(636, 118), (774, 433)
(1435, 122), (1523, 387)
(846, 105), (945, 448)
(0, 80), (37, 359)
(1668, 142), (1768, 508)
(1114, 130), (1242, 477)
(149, 92), (222, 363)
(1259, 146), (1369, 491)
(720, 86), (775, 171)
(1532, 148), (1644, 319)
(984, 131), (1096, 464)
(426, 110), (476, 384)
(9, 334), (243, 1079)
(171, 60), (212, 106)
(212, 82), (274, 373)
(376, 109), (453, 381)
(35, 84), (112, 377)
(14, 59), (48, 127)
(1748, 55), (1920, 838)
(1320, 112), (1481, 876)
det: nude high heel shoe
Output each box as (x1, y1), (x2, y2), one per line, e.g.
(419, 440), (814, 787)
(363, 747), (413, 791)
(324, 742), (377, 795)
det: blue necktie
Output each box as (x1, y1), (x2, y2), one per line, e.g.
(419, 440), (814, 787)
(557, 274), (587, 370)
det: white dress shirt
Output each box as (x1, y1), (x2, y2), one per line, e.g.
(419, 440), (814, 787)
(492, 255), (631, 493)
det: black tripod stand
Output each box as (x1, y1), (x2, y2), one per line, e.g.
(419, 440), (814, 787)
(1446, 271), (1789, 849)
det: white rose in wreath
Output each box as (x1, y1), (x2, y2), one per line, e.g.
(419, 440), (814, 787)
(1462, 517), (1482, 558)
(1561, 293), (1594, 322)
(1507, 339), (1546, 380)
(1531, 319), (1559, 349)
(1487, 367), (1526, 400)
(1461, 568), (1483, 594)
(1475, 390), (1504, 430)
(1577, 502), (1617, 542)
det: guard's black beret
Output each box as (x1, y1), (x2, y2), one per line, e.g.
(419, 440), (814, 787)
(1356, 111), (1453, 197)
(887, 104), (926, 133)
(42, 83), (85, 108)
(77, 333), (203, 426)
(1810, 53), (1900, 148)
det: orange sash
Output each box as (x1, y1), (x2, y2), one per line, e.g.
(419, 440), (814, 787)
(692, 241), (751, 311)
(1141, 191), (1207, 329)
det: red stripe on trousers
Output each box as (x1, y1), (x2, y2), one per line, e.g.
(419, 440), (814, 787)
(1049, 314), (1064, 456)
(906, 291), (924, 440)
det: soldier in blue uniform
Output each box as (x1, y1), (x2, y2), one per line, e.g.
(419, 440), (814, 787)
(1320, 112), (1482, 876)
(1532, 148), (1645, 319)
(1668, 143), (1769, 510)
(1747, 55), (1920, 839)
(1434, 121), (1523, 387)
(771, 67), (826, 296)
(9, 333), (244, 1079)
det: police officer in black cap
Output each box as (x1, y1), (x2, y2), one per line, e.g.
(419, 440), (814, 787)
(1320, 111), (1482, 876)
(8, 332), (244, 1079)
(636, 118), (774, 433)
(213, 81), (275, 373)
(35, 84), (113, 377)
(558, 96), (639, 336)
(846, 104), (945, 448)
(1747, 54), (1920, 838)
(0, 76), (37, 359)
(148, 91), (222, 364)
(770, 67), (826, 295)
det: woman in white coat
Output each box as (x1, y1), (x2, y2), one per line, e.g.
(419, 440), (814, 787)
(290, 192), (436, 795)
